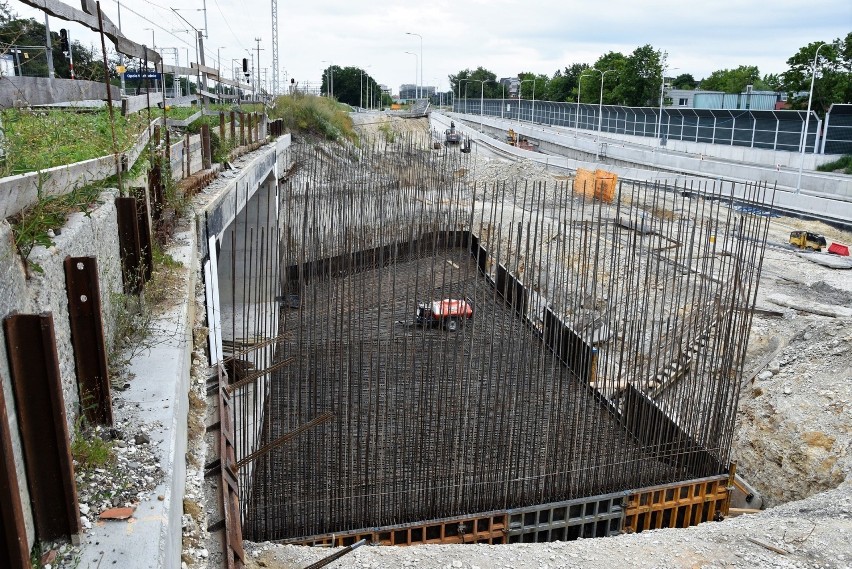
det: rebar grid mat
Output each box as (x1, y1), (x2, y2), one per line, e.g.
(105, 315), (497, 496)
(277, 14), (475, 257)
(228, 133), (770, 541)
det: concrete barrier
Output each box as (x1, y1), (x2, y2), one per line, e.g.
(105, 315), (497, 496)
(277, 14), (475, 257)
(433, 113), (852, 225)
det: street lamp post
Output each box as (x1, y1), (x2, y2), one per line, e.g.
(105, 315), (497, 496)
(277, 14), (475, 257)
(144, 28), (157, 93)
(170, 9), (204, 112)
(216, 46), (225, 98)
(405, 32), (422, 99)
(582, 68), (615, 138)
(321, 60), (334, 98)
(597, 69), (616, 136)
(518, 79), (535, 124)
(404, 51), (418, 102)
(461, 79), (490, 131)
(657, 66), (679, 141)
(796, 42), (828, 194)
(577, 73), (592, 132)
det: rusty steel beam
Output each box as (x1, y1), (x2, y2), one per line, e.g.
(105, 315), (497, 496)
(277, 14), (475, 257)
(115, 196), (143, 294)
(3, 313), (81, 541)
(235, 411), (333, 471)
(217, 368), (245, 569)
(226, 356), (295, 392)
(201, 124), (212, 170)
(64, 256), (113, 426)
(0, 374), (29, 569)
(148, 162), (164, 223)
(133, 187), (154, 283)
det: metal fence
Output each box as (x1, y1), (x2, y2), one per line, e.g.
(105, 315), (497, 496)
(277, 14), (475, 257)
(453, 98), (836, 154)
(823, 104), (852, 155)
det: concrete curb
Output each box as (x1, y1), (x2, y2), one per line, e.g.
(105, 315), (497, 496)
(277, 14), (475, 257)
(75, 222), (198, 569)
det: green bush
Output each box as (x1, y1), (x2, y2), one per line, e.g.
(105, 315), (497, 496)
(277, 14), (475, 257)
(816, 155), (852, 174)
(269, 94), (357, 143)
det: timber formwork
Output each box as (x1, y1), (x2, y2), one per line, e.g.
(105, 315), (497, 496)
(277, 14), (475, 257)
(284, 474), (730, 547)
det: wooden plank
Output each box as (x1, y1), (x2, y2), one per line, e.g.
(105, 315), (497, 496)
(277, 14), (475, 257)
(161, 64), (197, 76)
(18, 0), (160, 63)
(164, 94), (198, 108)
(3, 313), (81, 541)
(0, 76), (121, 108)
(121, 92), (165, 116)
(191, 62), (220, 76)
(166, 111), (202, 128)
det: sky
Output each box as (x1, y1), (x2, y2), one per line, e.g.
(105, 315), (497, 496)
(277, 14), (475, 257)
(8, 0), (852, 95)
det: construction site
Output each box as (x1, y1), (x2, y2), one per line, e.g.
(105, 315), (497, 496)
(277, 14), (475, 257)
(1, 2), (850, 568)
(209, 115), (771, 550)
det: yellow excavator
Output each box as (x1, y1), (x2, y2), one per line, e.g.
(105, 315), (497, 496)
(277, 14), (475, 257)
(507, 129), (536, 151)
(789, 231), (827, 251)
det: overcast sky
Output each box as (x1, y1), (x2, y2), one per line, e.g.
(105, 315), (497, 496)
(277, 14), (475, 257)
(10, 0), (852, 94)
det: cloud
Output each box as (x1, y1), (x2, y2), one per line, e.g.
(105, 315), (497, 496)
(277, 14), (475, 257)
(10, 0), (851, 94)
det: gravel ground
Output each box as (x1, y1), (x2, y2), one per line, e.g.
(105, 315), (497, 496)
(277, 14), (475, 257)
(236, 118), (852, 568)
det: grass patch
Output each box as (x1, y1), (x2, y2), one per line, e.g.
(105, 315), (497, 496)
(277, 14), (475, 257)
(10, 179), (103, 272)
(816, 154), (852, 174)
(269, 93), (357, 143)
(145, 245), (186, 310)
(378, 122), (395, 143)
(71, 419), (115, 469)
(9, 155), (148, 274)
(0, 108), (149, 177)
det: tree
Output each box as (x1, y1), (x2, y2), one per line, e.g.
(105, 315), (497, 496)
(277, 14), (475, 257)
(699, 65), (762, 93)
(0, 16), (105, 80)
(543, 63), (592, 102)
(579, 51), (626, 104)
(449, 66), (500, 100)
(612, 44), (664, 106)
(0, 1), (13, 24)
(761, 73), (782, 92)
(321, 65), (380, 108)
(671, 73), (697, 90)
(781, 34), (852, 116)
(517, 71), (549, 100)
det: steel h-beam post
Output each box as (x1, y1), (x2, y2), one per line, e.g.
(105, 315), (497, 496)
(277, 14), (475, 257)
(4, 313), (81, 542)
(64, 256), (113, 426)
(0, 373), (29, 569)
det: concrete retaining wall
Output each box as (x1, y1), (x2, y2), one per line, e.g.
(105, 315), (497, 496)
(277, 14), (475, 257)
(0, 188), (123, 551)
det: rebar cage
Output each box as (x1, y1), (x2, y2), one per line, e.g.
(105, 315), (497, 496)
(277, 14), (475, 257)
(224, 134), (770, 542)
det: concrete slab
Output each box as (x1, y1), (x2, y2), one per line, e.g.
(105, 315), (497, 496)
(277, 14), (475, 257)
(75, 224), (198, 569)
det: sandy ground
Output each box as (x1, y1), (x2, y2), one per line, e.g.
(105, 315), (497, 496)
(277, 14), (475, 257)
(233, 115), (852, 568)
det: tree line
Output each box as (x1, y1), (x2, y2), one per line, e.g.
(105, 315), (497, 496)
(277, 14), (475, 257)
(448, 34), (851, 117)
(320, 65), (391, 108)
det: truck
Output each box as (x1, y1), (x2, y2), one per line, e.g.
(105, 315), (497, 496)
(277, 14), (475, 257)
(789, 231), (827, 252)
(444, 121), (461, 145)
(416, 298), (473, 332)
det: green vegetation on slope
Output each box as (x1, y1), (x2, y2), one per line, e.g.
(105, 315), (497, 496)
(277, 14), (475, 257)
(269, 93), (357, 144)
(0, 108), (149, 176)
(816, 155), (852, 175)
